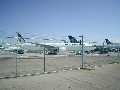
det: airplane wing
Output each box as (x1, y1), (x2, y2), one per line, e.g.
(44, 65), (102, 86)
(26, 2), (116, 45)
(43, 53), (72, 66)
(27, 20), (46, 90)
(28, 42), (58, 49)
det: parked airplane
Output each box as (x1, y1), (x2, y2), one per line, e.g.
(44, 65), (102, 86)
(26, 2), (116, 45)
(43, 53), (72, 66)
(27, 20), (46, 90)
(66, 35), (96, 54)
(1, 33), (32, 54)
(15, 32), (59, 54)
(90, 39), (120, 54)
(41, 35), (95, 53)
(104, 39), (120, 52)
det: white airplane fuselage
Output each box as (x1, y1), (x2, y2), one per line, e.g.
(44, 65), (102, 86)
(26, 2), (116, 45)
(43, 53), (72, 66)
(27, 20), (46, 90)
(105, 43), (120, 49)
(41, 42), (95, 53)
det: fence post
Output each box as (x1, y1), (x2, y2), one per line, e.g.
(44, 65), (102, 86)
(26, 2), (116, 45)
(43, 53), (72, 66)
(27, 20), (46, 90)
(43, 46), (46, 72)
(16, 48), (18, 78)
(79, 35), (84, 69)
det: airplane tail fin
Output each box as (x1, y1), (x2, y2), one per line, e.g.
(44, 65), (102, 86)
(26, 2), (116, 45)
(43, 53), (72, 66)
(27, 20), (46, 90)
(105, 39), (112, 45)
(16, 32), (25, 43)
(68, 35), (79, 43)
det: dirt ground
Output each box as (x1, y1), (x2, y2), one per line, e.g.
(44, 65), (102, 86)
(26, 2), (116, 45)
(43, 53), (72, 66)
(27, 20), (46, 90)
(0, 54), (120, 90)
(0, 63), (120, 90)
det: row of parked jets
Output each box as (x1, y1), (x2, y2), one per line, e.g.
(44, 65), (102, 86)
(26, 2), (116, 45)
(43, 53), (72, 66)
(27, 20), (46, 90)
(0, 32), (120, 55)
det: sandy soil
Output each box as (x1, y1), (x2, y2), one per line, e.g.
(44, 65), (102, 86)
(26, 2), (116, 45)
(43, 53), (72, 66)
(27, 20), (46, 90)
(0, 54), (120, 90)
(0, 64), (120, 90)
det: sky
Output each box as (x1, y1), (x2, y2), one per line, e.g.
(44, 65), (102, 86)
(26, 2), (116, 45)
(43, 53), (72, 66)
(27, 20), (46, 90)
(0, 0), (120, 43)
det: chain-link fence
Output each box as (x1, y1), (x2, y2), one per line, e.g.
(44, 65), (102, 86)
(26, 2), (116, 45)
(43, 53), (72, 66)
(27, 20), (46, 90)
(0, 51), (16, 78)
(0, 46), (120, 79)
